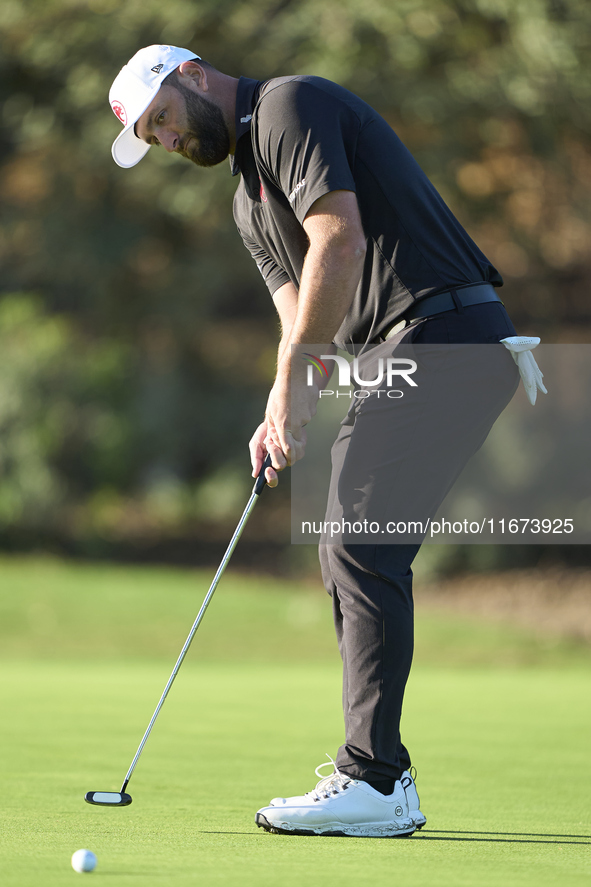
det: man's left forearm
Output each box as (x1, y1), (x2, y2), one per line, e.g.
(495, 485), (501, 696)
(280, 192), (366, 362)
(266, 190), (366, 466)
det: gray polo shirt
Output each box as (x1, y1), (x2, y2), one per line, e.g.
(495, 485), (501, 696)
(231, 76), (502, 349)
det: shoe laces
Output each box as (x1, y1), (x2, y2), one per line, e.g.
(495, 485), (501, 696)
(307, 755), (352, 802)
(402, 766), (417, 791)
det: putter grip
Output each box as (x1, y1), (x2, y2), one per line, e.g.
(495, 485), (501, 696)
(253, 454), (273, 495)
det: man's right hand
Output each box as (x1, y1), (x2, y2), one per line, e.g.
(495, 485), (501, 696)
(249, 421), (283, 488)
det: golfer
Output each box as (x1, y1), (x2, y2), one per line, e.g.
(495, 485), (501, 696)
(108, 45), (537, 837)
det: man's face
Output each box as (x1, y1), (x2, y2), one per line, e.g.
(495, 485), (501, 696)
(174, 81), (230, 167)
(136, 78), (230, 167)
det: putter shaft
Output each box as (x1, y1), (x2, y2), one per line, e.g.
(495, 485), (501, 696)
(120, 458), (271, 793)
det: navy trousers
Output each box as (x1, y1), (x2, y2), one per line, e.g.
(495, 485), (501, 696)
(318, 302), (519, 786)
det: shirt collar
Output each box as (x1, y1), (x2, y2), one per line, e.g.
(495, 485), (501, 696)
(229, 76), (263, 176)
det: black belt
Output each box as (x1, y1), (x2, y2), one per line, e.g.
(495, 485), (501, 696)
(380, 283), (502, 341)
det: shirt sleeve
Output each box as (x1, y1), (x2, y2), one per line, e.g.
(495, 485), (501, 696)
(237, 226), (292, 296)
(252, 80), (360, 224)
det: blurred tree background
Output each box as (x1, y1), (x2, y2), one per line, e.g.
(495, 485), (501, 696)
(0, 0), (590, 570)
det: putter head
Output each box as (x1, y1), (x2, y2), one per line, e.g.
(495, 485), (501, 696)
(85, 790), (132, 807)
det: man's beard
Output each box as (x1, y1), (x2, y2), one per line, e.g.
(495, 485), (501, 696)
(175, 83), (230, 167)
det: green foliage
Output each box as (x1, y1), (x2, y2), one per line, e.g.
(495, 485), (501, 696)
(0, 294), (280, 549)
(0, 294), (134, 530)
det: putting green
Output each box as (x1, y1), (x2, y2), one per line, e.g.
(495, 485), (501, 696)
(0, 558), (590, 886)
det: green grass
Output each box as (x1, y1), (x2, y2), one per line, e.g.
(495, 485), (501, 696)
(1, 556), (589, 667)
(0, 557), (590, 886)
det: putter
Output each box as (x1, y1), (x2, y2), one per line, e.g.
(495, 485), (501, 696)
(85, 455), (273, 807)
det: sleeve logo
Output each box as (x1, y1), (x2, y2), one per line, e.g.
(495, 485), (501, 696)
(288, 179), (306, 204)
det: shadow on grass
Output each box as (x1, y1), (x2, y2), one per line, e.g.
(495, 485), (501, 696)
(199, 829), (591, 845)
(416, 829), (590, 845)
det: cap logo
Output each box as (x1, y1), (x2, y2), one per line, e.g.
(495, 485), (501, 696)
(111, 100), (127, 125)
(151, 64), (164, 74)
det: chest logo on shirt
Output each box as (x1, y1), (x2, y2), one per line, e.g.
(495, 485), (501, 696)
(259, 177), (268, 203)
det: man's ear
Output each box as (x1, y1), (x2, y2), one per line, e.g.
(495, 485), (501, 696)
(177, 60), (208, 92)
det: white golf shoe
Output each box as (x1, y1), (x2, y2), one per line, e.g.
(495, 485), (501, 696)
(255, 758), (416, 837)
(401, 769), (427, 829)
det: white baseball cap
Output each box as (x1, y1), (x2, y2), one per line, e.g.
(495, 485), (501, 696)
(109, 44), (200, 168)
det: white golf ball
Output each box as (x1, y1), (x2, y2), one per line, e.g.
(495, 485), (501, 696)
(71, 849), (97, 873)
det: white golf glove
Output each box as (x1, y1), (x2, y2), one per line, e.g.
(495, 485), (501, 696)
(500, 336), (548, 406)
